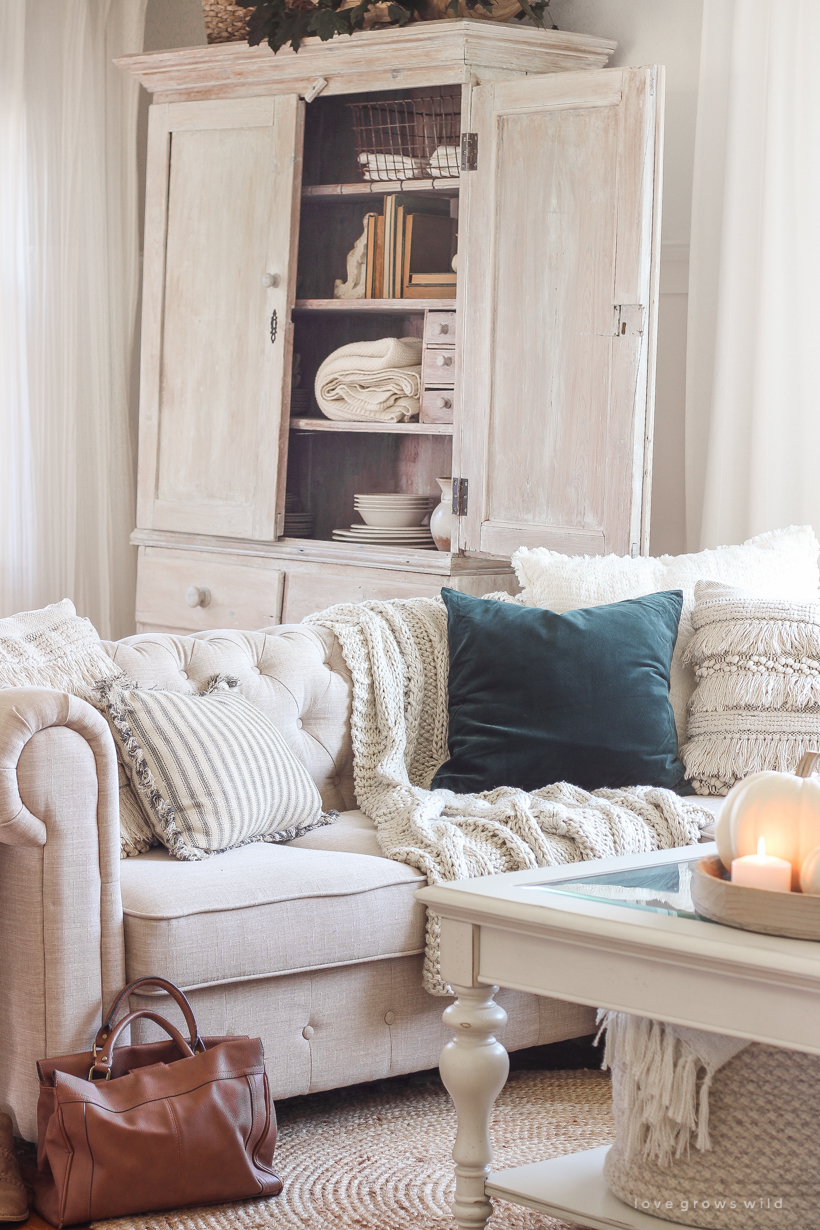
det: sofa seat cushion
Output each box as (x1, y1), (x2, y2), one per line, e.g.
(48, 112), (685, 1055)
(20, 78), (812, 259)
(287, 808), (384, 858)
(120, 815), (426, 991)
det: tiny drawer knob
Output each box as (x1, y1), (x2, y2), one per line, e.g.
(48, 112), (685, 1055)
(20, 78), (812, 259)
(185, 586), (211, 609)
(436, 354), (453, 368)
(436, 396), (452, 410)
(302, 1025), (314, 1040)
(435, 323), (450, 335)
(384, 1011), (395, 1026)
(262, 272), (281, 289)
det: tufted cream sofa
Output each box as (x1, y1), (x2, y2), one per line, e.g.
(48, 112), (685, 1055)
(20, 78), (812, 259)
(0, 623), (595, 1141)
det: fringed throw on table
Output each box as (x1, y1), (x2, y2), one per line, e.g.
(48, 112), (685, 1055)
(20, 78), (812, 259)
(598, 1012), (749, 1166)
(305, 596), (713, 993)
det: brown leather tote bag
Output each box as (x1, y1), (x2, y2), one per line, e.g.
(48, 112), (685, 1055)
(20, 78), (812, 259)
(34, 977), (282, 1227)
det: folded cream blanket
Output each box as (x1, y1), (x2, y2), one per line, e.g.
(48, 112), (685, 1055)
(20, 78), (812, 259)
(305, 596), (714, 993)
(314, 337), (422, 423)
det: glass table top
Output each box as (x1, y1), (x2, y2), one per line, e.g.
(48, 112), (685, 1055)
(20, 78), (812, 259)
(522, 856), (703, 919)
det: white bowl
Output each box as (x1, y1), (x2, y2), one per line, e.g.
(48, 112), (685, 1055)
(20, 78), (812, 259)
(357, 508), (429, 528)
(354, 494), (433, 503)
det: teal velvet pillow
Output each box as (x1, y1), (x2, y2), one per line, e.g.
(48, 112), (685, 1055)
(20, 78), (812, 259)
(431, 588), (684, 794)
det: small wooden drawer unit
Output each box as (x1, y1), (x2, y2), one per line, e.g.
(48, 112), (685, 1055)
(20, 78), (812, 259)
(136, 548), (284, 634)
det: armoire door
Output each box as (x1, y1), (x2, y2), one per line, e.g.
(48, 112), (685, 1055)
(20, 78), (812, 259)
(457, 66), (663, 558)
(137, 95), (303, 540)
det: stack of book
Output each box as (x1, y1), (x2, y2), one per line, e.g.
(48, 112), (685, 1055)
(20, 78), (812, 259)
(363, 193), (457, 300)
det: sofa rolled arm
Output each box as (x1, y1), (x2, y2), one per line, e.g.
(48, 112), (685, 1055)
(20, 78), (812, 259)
(0, 687), (125, 1140)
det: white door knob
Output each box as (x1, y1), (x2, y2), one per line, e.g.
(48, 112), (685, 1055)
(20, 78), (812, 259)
(185, 586), (211, 609)
(435, 323), (450, 335)
(436, 354), (453, 368)
(436, 396), (452, 410)
(262, 273), (281, 289)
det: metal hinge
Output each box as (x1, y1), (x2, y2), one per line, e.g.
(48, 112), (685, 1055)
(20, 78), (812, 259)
(452, 477), (469, 516)
(630, 542), (639, 558)
(460, 133), (478, 172)
(276, 512), (284, 537)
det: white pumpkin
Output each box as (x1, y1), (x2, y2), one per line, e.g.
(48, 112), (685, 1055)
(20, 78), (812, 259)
(716, 770), (820, 891)
(801, 845), (820, 895)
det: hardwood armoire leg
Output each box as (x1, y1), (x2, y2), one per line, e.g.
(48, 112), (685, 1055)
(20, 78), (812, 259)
(440, 985), (509, 1230)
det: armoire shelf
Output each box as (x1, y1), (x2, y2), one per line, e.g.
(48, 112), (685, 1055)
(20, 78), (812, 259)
(289, 417), (453, 436)
(302, 180), (459, 200)
(294, 299), (452, 313)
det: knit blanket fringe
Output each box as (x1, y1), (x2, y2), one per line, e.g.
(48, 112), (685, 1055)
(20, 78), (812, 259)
(598, 1012), (749, 1167)
(305, 596), (714, 994)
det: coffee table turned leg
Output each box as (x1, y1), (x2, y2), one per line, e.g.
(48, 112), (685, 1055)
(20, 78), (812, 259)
(440, 985), (510, 1230)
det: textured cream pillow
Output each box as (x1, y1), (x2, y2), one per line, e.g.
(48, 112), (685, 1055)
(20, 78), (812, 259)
(512, 527), (820, 745)
(0, 599), (150, 856)
(0, 598), (123, 696)
(682, 580), (820, 794)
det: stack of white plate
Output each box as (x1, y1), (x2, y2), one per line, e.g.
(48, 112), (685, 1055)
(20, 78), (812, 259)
(333, 492), (436, 548)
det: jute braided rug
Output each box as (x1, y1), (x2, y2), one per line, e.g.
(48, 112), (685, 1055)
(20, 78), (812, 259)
(91, 1068), (613, 1230)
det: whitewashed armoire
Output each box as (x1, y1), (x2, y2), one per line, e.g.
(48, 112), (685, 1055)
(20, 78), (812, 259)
(118, 22), (663, 633)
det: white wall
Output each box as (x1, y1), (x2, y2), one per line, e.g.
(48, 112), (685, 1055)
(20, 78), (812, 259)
(137, 0), (701, 556)
(551, 0), (702, 555)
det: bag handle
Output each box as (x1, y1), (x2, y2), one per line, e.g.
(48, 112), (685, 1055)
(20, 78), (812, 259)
(90, 1010), (195, 1080)
(95, 977), (203, 1057)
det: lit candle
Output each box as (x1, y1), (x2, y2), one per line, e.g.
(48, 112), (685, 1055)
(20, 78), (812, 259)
(731, 837), (792, 892)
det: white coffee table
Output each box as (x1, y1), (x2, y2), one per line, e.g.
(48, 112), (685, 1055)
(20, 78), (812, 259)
(415, 844), (820, 1230)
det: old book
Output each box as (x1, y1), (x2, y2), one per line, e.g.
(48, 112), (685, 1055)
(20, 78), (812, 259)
(402, 213), (457, 299)
(364, 212), (378, 298)
(383, 194), (450, 298)
(372, 215), (385, 300)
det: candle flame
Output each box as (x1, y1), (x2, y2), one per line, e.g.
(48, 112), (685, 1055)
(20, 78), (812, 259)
(758, 836), (766, 858)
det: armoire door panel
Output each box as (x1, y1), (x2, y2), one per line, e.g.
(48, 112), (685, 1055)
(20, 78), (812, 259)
(458, 66), (662, 559)
(137, 94), (303, 541)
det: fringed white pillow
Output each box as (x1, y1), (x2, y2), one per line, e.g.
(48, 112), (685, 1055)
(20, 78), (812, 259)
(0, 599), (124, 696)
(0, 599), (150, 857)
(681, 581), (820, 794)
(95, 674), (335, 861)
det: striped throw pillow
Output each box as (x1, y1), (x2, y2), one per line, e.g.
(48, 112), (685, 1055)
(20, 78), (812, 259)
(95, 675), (332, 861)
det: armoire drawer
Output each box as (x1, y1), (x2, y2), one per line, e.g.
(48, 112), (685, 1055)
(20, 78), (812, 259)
(420, 389), (454, 424)
(136, 549), (284, 633)
(424, 311), (457, 345)
(422, 347), (456, 388)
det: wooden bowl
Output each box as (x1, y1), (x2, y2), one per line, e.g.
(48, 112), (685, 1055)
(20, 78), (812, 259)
(692, 856), (820, 941)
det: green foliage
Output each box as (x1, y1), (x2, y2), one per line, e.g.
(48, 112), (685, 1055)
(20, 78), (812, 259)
(245, 0), (550, 55)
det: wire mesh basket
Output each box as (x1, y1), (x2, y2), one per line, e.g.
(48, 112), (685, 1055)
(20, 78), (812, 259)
(348, 96), (461, 182)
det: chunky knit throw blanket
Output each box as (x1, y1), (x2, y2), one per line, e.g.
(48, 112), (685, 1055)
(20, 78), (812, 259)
(305, 596), (714, 993)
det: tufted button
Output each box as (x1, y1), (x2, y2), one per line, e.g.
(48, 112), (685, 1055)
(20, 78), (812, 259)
(331, 774), (341, 786)
(296, 718), (303, 729)
(180, 670), (188, 680)
(302, 1025), (314, 1040)
(252, 666), (261, 674)
(384, 1011), (395, 1026)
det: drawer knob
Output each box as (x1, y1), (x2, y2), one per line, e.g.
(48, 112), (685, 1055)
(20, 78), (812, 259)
(436, 354), (453, 368)
(262, 272), (281, 289)
(436, 396), (452, 410)
(435, 322), (450, 335)
(185, 586), (211, 609)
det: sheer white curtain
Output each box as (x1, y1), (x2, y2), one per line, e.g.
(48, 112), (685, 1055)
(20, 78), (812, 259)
(0, 0), (146, 638)
(685, 0), (820, 551)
